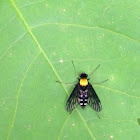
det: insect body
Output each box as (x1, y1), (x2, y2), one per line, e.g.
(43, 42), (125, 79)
(56, 62), (107, 113)
(66, 73), (102, 112)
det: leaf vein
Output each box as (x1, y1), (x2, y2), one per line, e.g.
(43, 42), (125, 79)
(0, 32), (26, 60)
(85, 117), (137, 125)
(6, 52), (40, 140)
(0, 15), (16, 31)
(57, 113), (72, 140)
(95, 84), (140, 98)
(31, 22), (140, 46)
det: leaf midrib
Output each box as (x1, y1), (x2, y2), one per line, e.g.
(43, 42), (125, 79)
(8, 0), (96, 140)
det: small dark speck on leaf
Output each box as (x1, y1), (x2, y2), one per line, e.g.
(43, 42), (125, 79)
(137, 118), (140, 125)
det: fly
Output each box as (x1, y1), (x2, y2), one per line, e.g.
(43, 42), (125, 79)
(56, 61), (108, 113)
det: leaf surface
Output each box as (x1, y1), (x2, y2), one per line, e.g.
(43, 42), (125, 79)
(0, 0), (140, 140)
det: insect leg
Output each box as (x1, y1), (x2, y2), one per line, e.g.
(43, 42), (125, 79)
(88, 64), (100, 80)
(92, 79), (108, 85)
(56, 81), (76, 85)
(96, 112), (100, 119)
(71, 60), (79, 79)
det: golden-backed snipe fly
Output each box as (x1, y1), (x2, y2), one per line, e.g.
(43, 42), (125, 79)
(56, 61), (108, 113)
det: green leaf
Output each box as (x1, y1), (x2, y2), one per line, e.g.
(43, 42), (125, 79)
(0, 0), (140, 140)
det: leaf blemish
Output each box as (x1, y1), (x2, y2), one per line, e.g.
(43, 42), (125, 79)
(137, 118), (140, 125)
(110, 135), (114, 139)
(27, 124), (31, 128)
(111, 76), (114, 80)
(48, 118), (51, 122)
(40, 61), (44, 64)
(10, 52), (13, 56)
(121, 102), (124, 105)
(64, 135), (67, 138)
(59, 59), (63, 63)
(72, 123), (75, 126)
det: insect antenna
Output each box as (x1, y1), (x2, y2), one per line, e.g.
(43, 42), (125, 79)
(72, 60), (79, 79)
(88, 64), (100, 80)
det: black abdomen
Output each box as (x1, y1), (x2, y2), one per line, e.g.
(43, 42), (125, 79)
(78, 90), (88, 108)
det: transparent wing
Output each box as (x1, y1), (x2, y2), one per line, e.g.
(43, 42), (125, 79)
(66, 84), (79, 112)
(88, 83), (102, 112)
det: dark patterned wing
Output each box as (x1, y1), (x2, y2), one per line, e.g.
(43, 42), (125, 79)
(87, 83), (102, 112)
(66, 84), (79, 112)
